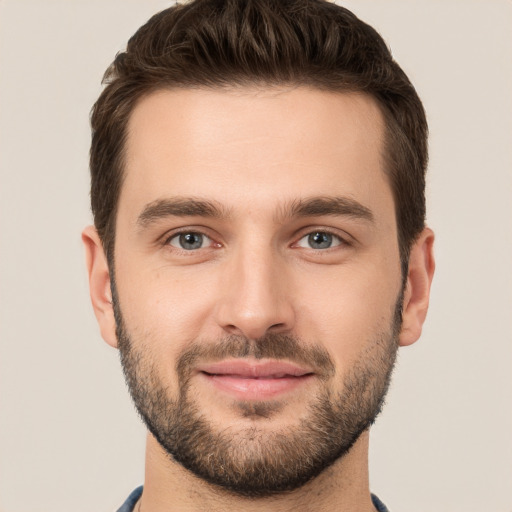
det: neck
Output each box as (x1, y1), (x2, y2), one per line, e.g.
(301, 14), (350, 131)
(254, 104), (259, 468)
(138, 431), (375, 512)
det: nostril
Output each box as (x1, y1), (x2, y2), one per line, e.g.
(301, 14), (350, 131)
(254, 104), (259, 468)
(224, 324), (243, 335)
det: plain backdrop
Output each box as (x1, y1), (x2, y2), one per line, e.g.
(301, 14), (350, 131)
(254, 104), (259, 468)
(1, 1), (511, 511)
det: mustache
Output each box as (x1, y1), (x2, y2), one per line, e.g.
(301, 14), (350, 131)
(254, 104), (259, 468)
(176, 333), (335, 382)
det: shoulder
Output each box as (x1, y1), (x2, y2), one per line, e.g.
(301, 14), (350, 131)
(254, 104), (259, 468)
(371, 493), (390, 512)
(116, 486), (143, 512)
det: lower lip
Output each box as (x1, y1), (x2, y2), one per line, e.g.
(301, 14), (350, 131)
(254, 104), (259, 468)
(200, 373), (314, 400)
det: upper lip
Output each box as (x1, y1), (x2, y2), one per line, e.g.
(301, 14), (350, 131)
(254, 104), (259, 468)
(196, 359), (314, 378)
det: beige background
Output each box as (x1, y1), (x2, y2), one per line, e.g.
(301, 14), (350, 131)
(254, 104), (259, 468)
(1, 1), (511, 511)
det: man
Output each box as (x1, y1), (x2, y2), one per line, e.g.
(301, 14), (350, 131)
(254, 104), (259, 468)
(82, 0), (435, 510)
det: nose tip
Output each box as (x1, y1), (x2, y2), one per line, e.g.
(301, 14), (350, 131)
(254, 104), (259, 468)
(214, 255), (295, 340)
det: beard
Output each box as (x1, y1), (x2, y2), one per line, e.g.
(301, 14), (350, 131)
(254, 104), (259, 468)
(113, 285), (402, 498)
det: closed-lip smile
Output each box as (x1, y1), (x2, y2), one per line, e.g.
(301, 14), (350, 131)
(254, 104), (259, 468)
(196, 359), (315, 400)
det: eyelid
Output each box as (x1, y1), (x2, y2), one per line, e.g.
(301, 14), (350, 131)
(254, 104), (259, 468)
(292, 227), (354, 248)
(167, 232), (212, 249)
(296, 232), (342, 249)
(158, 225), (354, 251)
(161, 227), (221, 248)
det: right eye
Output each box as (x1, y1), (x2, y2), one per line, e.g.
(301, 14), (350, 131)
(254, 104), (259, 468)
(167, 232), (212, 250)
(295, 231), (344, 250)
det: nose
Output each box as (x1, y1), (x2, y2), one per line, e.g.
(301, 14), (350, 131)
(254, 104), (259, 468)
(214, 245), (296, 340)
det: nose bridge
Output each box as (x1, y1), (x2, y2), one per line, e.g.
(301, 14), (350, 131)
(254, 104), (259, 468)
(215, 237), (295, 339)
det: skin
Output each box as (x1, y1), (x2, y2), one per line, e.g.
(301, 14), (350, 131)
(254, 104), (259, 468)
(83, 87), (435, 512)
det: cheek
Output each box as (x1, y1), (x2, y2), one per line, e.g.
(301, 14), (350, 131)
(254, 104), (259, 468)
(116, 271), (222, 395)
(295, 262), (400, 368)
(114, 264), (217, 358)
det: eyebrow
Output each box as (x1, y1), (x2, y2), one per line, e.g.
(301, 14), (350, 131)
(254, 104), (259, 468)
(136, 195), (374, 229)
(137, 197), (231, 228)
(279, 196), (374, 223)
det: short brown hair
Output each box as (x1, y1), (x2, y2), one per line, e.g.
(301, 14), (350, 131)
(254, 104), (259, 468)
(90, 0), (428, 274)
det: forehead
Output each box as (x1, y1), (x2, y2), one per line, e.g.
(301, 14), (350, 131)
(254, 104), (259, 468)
(120, 86), (391, 222)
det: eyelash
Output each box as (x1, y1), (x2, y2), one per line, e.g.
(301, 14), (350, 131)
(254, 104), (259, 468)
(163, 227), (351, 253)
(294, 229), (349, 250)
(164, 230), (217, 251)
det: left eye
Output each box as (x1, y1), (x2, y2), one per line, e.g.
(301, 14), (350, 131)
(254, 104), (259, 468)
(168, 232), (211, 250)
(296, 231), (343, 250)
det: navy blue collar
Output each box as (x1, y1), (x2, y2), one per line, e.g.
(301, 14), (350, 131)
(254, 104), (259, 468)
(117, 486), (389, 511)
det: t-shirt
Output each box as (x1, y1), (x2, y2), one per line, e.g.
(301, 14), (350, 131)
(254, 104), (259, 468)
(116, 486), (390, 511)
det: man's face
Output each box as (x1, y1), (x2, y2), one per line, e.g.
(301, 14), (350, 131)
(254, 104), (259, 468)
(111, 87), (404, 495)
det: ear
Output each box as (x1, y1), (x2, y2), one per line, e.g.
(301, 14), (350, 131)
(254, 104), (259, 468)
(82, 225), (118, 348)
(399, 227), (435, 347)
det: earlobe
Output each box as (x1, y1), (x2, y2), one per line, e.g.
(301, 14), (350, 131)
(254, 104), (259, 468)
(82, 225), (118, 348)
(399, 227), (435, 347)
